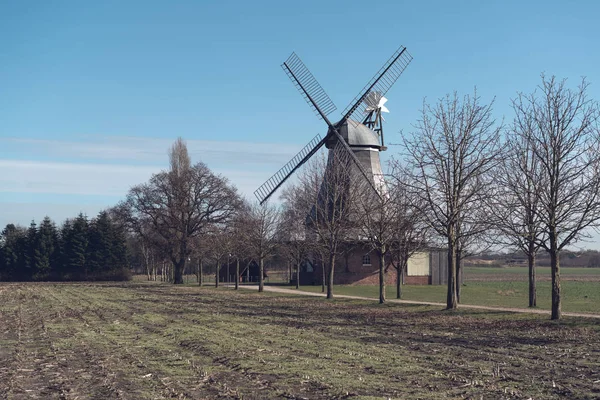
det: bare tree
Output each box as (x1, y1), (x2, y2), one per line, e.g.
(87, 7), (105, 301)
(120, 138), (239, 284)
(490, 131), (545, 307)
(402, 90), (502, 309)
(387, 165), (428, 299)
(297, 148), (360, 299)
(206, 224), (233, 288)
(190, 237), (209, 286)
(243, 202), (281, 292)
(454, 204), (496, 303)
(229, 210), (248, 290)
(355, 175), (397, 304)
(514, 75), (600, 320)
(140, 236), (159, 281)
(280, 184), (314, 290)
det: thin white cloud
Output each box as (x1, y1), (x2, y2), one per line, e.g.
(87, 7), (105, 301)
(0, 135), (310, 226)
(0, 160), (278, 227)
(0, 136), (303, 167)
(0, 160), (157, 196)
(0, 159), (277, 200)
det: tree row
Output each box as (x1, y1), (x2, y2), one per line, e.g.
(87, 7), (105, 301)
(0, 212), (129, 281)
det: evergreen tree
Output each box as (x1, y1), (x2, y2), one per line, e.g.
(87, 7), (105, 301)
(109, 217), (129, 279)
(0, 225), (17, 280)
(33, 217), (59, 281)
(87, 211), (113, 279)
(24, 220), (38, 280)
(0, 224), (27, 281)
(1, 212), (129, 282)
(57, 219), (72, 279)
(61, 214), (88, 280)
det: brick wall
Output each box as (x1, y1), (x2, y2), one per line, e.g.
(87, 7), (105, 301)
(404, 275), (430, 285)
(299, 246), (437, 286)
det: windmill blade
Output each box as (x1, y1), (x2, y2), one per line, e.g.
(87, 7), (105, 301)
(254, 134), (327, 205)
(282, 52), (337, 123)
(341, 46), (412, 124)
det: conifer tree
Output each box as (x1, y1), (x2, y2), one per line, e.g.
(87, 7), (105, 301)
(0, 224), (27, 281)
(25, 220), (38, 281)
(87, 212), (112, 278)
(34, 217), (59, 280)
(62, 214), (89, 280)
(109, 218), (129, 279)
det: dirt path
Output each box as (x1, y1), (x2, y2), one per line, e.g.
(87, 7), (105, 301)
(235, 285), (600, 319)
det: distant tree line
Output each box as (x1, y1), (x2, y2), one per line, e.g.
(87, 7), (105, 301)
(0, 211), (129, 282)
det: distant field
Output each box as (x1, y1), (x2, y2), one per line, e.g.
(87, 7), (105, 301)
(1, 282), (599, 399)
(296, 279), (600, 314)
(465, 266), (600, 281)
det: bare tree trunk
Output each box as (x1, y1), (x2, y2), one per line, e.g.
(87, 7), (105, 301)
(259, 257), (264, 292)
(295, 262), (300, 289)
(143, 244), (151, 281)
(550, 234), (561, 320)
(396, 264), (401, 299)
(401, 261), (405, 284)
(173, 258), (185, 284)
(378, 251), (386, 304)
(321, 258), (326, 293)
(151, 254), (156, 281)
(396, 258), (407, 299)
(447, 236), (458, 310)
(215, 260), (220, 288)
(288, 260), (292, 286)
(456, 249), (462, 304)
(198, 258), (203, 286)
(235, 258), (239, 290)
(527, 249), (536, 307)
(326, 253), (335, 299)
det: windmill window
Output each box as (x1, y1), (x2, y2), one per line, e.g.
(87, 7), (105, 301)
(362, 254), (371, 266)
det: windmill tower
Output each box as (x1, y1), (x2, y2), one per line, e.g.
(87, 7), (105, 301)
(254, 46), (412, 205)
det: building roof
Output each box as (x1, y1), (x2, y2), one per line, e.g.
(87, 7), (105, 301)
(326, 119), (381, 149)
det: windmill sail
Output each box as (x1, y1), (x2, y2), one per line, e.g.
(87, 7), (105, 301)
(254, 134), (327, 204)
(282, 52), (337, 121)
(341, 46), (412, 125)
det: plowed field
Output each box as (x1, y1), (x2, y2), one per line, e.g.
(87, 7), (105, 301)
(0, 282), (599, 399)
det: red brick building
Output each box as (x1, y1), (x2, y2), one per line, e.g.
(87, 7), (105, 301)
(293, 245), (458, 286)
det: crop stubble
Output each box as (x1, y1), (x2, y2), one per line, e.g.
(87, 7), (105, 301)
(0, 282), (599, 399)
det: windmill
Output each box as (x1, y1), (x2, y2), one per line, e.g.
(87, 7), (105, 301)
(254, 46), (412, 205)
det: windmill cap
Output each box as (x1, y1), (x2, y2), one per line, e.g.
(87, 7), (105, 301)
(326, 119), (382, 149)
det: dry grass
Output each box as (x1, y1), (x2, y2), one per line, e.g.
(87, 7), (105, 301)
(0, 281), (599, 399)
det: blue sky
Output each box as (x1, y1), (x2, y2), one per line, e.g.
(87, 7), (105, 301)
(2, 1), (600, 247)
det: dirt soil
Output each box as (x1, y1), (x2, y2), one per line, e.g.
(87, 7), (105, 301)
(0, 282), (599, 399)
